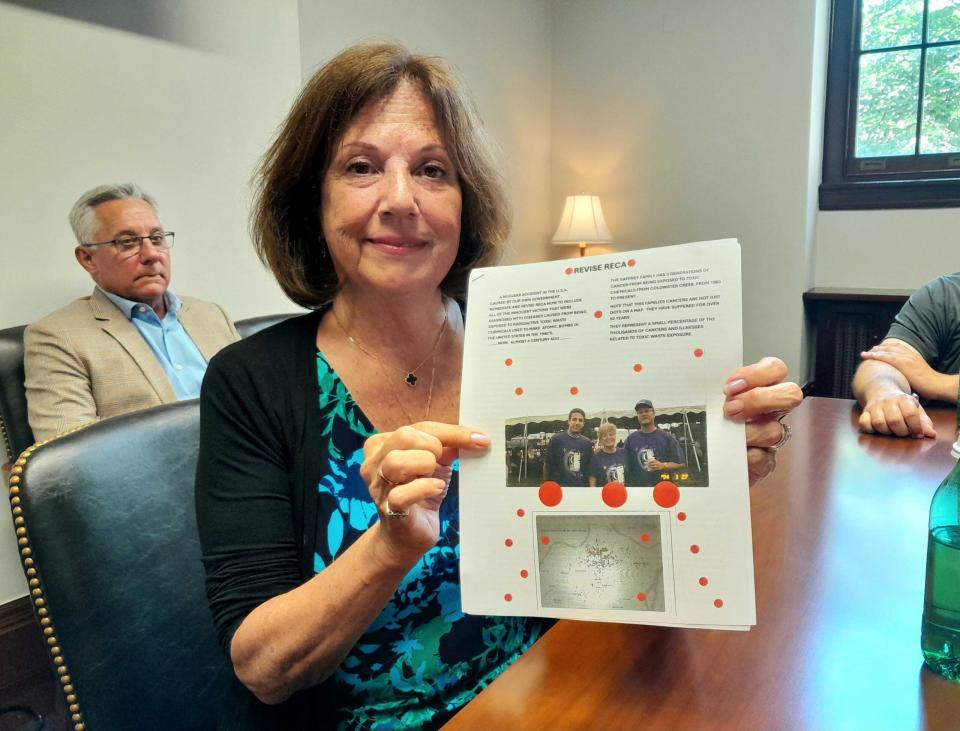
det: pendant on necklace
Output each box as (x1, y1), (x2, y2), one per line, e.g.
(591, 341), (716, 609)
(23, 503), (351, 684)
(405, 372), (418, 387)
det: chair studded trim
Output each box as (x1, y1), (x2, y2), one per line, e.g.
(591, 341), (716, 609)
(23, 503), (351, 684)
(8, 425), (89, 731)
(1, 417), (13, 464)
(7, 401), (231, 730)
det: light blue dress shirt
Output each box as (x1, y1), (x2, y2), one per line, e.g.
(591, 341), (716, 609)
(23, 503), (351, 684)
(99, 287), (208, 400)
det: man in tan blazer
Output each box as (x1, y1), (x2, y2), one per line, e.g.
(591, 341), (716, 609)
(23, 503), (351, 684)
(25, 183), (239, 441)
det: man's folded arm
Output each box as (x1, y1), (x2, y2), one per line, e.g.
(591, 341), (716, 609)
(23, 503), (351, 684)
(852, 352), (936, 438)
(860, 337), (956, 402)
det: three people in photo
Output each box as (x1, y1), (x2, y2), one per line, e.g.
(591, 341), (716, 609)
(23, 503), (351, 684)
(539, 399), (692, 488)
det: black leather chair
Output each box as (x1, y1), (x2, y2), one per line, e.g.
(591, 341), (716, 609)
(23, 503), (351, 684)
(234, 312), (299, 339)
(0, 325), (34, 463)
(8, 400), (231, 731)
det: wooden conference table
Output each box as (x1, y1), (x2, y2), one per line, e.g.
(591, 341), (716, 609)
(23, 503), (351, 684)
(445, 397), (960, 731)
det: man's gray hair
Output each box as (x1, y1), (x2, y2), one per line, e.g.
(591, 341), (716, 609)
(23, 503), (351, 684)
(68, 183), (159, 245)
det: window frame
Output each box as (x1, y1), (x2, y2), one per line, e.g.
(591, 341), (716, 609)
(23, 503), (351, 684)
(820, 0), (960, 210)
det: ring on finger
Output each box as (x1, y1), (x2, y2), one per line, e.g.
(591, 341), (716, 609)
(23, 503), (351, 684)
(378, 467), (401, 488)
(382, 497), (409, 518)
(769, 422), (792, 451)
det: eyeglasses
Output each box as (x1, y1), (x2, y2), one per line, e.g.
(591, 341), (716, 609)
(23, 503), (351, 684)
(80, 232), (175, 258)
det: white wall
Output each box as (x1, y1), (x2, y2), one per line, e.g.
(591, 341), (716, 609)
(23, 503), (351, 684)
(815, 209), (960, 288)
(296, 0), (554, 266)
(0, 2), (303, 330)
(0, 1), (303, 604)
(551, 0), (829, 377)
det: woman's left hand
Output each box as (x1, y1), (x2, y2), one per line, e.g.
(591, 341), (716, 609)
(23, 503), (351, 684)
(722, 356), (803, 485)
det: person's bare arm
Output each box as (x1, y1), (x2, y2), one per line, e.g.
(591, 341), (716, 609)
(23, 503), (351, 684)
(860, 338), (958, 403)
(230, 521), (419, 704)
(229, 424), (487, 705)
(852, 344), (936, 438)
(645, 459), (683, 470)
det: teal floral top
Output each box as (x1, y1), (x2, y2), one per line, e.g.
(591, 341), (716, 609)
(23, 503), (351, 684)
(314, 352), (546, 730)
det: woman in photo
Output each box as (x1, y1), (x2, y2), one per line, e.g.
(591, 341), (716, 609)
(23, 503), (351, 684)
(588, 421), (628, 487)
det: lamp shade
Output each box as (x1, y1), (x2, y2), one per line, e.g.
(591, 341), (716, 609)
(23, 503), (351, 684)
(551, 194), (613, 245)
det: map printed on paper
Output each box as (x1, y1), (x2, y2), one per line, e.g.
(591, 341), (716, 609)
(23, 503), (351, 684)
(537, 514), (665, 612)
(458, 240), (756, 629)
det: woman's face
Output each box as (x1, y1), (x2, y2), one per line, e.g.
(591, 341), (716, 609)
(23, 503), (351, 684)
(600, 428), (617, 449)
(320, 79), (462, 296)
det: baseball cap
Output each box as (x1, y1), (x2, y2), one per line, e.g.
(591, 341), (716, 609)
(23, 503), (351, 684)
(634, 399), (654, 411)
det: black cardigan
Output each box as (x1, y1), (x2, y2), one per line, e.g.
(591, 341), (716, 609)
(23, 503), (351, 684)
(196, 309), (334, 729)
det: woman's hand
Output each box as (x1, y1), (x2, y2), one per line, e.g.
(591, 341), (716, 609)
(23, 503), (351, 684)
(722, 357), (803, 485)
(361, 423), (490, 564)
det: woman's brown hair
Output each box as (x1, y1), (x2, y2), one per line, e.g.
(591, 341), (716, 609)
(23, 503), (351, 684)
(252, 42), (510, 308)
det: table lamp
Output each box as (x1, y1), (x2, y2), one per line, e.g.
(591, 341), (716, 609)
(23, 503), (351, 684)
(551, 194), (613, 257)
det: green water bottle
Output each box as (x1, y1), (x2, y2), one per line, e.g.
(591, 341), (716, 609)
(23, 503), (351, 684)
(920, 412), (960, 682)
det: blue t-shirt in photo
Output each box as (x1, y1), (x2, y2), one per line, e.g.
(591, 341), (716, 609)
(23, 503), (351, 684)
(624, 429), (684, 486)
(544, 431), (593, 486)
(588, 448), (627, 486)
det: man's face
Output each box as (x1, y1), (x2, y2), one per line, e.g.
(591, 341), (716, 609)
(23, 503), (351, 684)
(74, 199), (170, 305)
(568, 412), (585, 434)
(636, 407), (656, 427)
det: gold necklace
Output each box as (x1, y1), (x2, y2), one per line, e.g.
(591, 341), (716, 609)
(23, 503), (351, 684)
(381, 349), (437, 423)
(332, 301), (447, 388)
(331, 304), (442, 423)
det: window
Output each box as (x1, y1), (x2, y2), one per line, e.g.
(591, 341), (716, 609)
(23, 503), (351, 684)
(821, 0), (960, 209)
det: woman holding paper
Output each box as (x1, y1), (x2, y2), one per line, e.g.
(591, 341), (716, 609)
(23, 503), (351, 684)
(195, 42), (802, 729)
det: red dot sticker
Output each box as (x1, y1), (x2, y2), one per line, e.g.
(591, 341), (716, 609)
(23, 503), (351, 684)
(601, 481), (627, 508)
(677, 512), (687, 521)
(516, 508), (525, 517)
(541, 535), (551, 545)
(637, 592), (647, 601)
(628, 259), (636, 267)
(640, 533), (650, 543)
(514, 387), (524, 396)
(714, 599), (724, 608)
(505, 358), (513, 366)
(520, 569), (529, 578)
(505, 593), (513, 602)
(565, 267), (573, 275)
(633, 363), (643, 373)
(699, 576), (709, 586)
(538, 481), (563, 507)
(594, 310), (603, 319)
(694, 348), (704, 358)
(569, 386), (579, 395)
(653, 481), (680, 508)
(690, 544), (700, 554)
(504, 538), (513, 547)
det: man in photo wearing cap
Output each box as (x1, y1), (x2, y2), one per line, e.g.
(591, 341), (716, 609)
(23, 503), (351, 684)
(543, 407), (593, 486)
(625, 400), (685, 487)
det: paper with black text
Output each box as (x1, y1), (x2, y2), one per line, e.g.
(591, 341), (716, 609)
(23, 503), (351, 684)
(459, 239), (754, 629)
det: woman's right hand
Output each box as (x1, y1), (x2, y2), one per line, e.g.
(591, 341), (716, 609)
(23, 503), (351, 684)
(361, 423), (490, 563)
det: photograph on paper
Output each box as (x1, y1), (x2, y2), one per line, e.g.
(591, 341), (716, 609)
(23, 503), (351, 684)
(505, 403), (708, 488)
